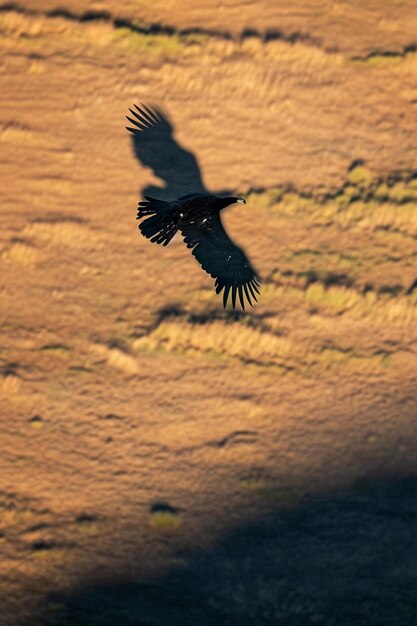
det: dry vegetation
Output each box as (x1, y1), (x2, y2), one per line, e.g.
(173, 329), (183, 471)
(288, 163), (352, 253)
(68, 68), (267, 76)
(134, 167), (417, 373)
(0, 2), (416, 625)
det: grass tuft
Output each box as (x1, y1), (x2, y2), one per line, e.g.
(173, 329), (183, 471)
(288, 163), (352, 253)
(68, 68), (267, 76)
(149, 510), (181, 531)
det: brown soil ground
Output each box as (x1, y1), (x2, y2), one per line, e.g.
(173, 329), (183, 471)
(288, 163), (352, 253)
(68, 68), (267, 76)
(0, 2), (417, 625)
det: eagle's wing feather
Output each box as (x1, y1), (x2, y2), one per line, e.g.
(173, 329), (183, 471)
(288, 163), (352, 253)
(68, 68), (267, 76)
(180, 213), (260, 309)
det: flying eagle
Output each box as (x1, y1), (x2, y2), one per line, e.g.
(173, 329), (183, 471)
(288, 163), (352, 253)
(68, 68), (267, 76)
(126, 104), (261, 309)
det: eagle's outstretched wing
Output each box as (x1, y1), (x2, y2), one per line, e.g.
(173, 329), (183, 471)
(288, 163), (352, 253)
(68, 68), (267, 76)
(180, 213), (260, 310)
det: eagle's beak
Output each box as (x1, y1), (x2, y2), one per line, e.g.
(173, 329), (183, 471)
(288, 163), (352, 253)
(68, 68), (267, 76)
(236, 197), (246, 204)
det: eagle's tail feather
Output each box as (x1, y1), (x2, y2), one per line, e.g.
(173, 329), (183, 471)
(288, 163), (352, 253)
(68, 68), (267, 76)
(136, 196), (178, 246)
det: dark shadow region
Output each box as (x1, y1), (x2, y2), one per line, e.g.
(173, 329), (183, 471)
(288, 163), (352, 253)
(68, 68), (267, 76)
(41, 476), (417, 626)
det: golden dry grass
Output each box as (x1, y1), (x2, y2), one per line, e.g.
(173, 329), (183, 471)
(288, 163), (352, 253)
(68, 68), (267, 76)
(149, 510), (182, 531)
(134, 318), (295, 367)
(0, 5), (416, 624)
(2, 241), (39, 265)
(249, 168), (417, 236)
(1, 374), (21, 396)
(24, 220), (100, 248)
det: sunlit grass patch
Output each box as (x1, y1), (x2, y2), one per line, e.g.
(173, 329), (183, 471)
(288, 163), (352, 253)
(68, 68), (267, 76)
(112, 26), (209, 59)
(41, 344), (71, 355)
(30, 542), (68, 562)
(75, 513), (101, 535)
(371, 294), (417, 324)
(149, 503), (181, 532)
(90, 343), (139, 375)
(377, 349), (417, 371)
(76, 521), (100, 535)
(305, 283), (361, 312)
(385, 180), (417, 203)
(346, 200), (417, 232)
(240, 478), (301, 504)
(113, 27), (183, 57)
(1, 374), (21, 396)
(106, 347), (139, 375)
(275, 192), (314, 217)
(239, 477), (271, 494)
(29, 415), (44, 430)
(24, 219), (99, 248)
(250, 168), (417, 236)
(246, 188), (285, 210)
(352, 52), (408, 67)
(149, 510), (181, 531)
(2, 241), (39, 265)
(133, 278), (417, 372)
(0, 507), (35, 527)
(260, 277), (417, 328)
(319, 347), (353, 364)
(347, 164), (374, 186)
(0, 122), (37, 145)
(134, 316), (295, 368)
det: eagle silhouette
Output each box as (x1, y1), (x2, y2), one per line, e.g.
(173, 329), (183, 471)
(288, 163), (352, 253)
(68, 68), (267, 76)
(126, 104), (260, 309)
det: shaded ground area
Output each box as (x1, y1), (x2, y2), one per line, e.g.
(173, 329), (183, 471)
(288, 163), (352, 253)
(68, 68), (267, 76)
(0, 2), (417, 625)
(43, 477), (417, 626)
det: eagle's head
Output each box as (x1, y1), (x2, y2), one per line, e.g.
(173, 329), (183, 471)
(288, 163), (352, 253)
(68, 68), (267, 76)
(218, 196), (247, 209)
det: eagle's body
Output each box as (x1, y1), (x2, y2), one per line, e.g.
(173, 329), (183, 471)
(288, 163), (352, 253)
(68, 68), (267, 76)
(139, 192), (233, 242)
(127, 105), (261, 309)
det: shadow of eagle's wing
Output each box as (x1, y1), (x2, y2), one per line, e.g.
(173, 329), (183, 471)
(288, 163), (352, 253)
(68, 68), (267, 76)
(126, 103), (167, 135)
(180, 213), (260, 309)
(126, 104), (205, 198)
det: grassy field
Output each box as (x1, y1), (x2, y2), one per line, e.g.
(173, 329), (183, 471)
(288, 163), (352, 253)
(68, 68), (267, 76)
(0, 3), (416, 624)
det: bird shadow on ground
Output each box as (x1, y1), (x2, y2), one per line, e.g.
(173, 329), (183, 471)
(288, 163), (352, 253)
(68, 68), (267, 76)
(42, 475), (417, 626)
(128, 104), (231, 201)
